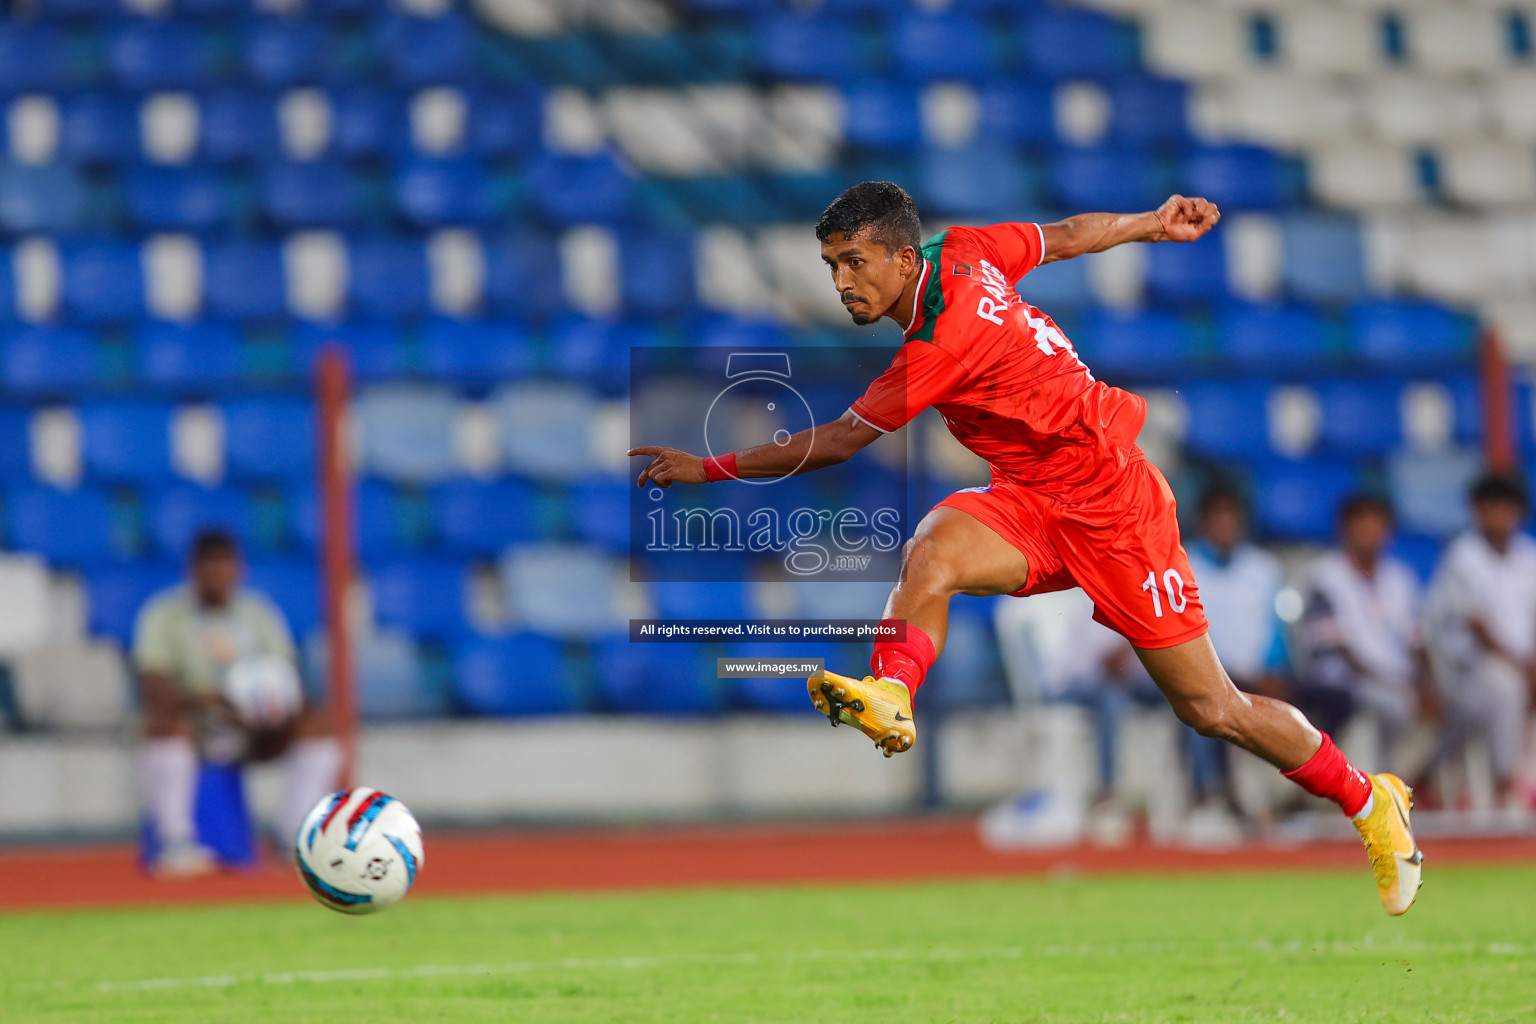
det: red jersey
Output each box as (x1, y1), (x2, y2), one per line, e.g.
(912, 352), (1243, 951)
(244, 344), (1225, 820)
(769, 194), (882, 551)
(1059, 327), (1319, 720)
(850, 223), (1147, 501)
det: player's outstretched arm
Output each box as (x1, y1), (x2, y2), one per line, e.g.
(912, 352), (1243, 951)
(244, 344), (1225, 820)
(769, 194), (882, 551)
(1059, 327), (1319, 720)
(1039, 194), (1220, 264)
(629, 411), (881, 488)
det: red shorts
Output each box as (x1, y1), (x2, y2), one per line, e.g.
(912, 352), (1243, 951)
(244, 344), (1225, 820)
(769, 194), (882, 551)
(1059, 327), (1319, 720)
(938, 453), (1208, 649)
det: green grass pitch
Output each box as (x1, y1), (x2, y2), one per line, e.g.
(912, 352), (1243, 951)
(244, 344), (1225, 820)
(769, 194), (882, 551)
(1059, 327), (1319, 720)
(4, 865), (1533, 1023)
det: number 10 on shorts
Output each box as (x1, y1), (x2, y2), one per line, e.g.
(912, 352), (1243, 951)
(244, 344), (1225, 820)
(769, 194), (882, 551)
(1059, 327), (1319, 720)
(1142, 568), (1188, 617)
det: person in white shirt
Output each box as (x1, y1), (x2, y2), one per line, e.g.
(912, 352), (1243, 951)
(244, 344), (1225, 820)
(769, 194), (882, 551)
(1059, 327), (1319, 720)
(1296, 495), (1431, 774)
(1184, 487), (1290, 808)
(1422, 474), (1536, 807)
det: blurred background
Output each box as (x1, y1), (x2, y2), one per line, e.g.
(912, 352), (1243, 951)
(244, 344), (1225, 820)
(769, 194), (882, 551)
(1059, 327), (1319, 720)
(0, 0), (1533, 858)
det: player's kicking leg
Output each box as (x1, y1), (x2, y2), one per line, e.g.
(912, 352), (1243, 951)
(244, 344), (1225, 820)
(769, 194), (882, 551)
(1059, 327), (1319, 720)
(1136, 637), (1423, 916)
(808, 506), (1031, 757)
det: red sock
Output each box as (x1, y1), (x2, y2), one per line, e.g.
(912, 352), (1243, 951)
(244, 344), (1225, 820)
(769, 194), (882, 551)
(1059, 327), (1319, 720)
(1282, 732), (1372, 817)
(870, 619), (936, 703)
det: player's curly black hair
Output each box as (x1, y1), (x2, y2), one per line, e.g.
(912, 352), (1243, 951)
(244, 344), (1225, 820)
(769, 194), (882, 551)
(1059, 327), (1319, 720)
(815, 181), (922, 254)
(1470, 472), (1528, 509)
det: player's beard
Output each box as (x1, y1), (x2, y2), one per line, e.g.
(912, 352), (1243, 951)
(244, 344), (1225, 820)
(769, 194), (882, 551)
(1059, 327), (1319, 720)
(842, 295), (875, 325)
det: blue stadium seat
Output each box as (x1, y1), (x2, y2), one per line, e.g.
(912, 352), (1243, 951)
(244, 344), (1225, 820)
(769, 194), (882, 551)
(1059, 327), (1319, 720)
(1443, 375), (1500, 446)
(245, 562), (322, 638)
(1108, 77), (1190, 144)
(1017, 255), (1092, 310)
(1078, 308), (1195, 379)
(204, 243), (286, 320)
(355, 385), (459, 484)
(1389, 534), (1444, 583)
(317, 629), (438, 718)
(920, 145), (1036, 218)
(420, 318), (537, 379)
(123, 165), (229, 231)
(295, 479), (405, 559)
(568, 477), (630, 550)
(8, 485), (117, 566)
(370, 559), (468, 638)
(0, 25), (69, 93)
(483, 231), (564, 319)
(1051, 147), (1161, 211)
(291, 320), (407, 380)
(79, 402), (175, 482)
(693, 315), (787, 350)
(0, 409), (30, 483)
(651, 580), (751, 621)
(496, 383), (600, 480)
(260, 162), (360, 228)
(2, 326), (100, 394)
(149, 484), (259, 558)
(1280, 214), (1366, 305)
(891, 11), (993, 80)
(379, 12), (476, 86)
(41, 0), (126, 21)
(243, 19), (329, 88)
(653, 175), (775, 227)
(543, 316), (632, 384)
(430, 478), (539, 557)
(466, 89), (543, 158)
(1180, 146), (1285, 210)
(1217, 302), (1331, 371)
(87, 563), (181, 646)
(1349, 300), (1475, 371)
(176, 0), (248, 19)
(347, 238), (430, 320)
(1317, 380), (1404, 456)
(222, 396), (316, 481)
(526, 152), (632, 224)
(331, 90), (408, 160)
(592, 637), (721, 714)
(59, 94), (141, 165)
(842, 83), (922, 151)
(975, 80), (1056, 145)
(310, 0), (385, 18)
(0, 163), (85, 233)
(395, 158), (493, 227)
(1145, 233), (1227, 304)
(61, 242), (145, 323)
(731, 643), (822, 714)
(620, 233), (696, 317)
(755, 13), (862, 82)
(1018, 7), (1135, 78)
(1253, 460), (1360, 541)
(108, 22), (214, 92)
(201, 92), (281, 164)
(136, 321), (243, 389)
(500, 543), (621, 637)
(452, 634), (577, 716)
(1179, 381), (1274, 459)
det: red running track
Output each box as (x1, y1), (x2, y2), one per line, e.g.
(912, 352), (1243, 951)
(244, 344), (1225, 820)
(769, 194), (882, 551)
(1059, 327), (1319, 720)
(2, 818), (1533, 912)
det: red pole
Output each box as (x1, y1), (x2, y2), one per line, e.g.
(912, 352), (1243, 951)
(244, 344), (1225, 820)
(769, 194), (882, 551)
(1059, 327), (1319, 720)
(317, 346), (357, 787)
(1480, 329), (1516, 475)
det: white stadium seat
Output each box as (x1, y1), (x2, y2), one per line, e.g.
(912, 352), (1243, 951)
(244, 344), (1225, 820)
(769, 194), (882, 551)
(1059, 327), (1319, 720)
(1361, 76), (1487, 146)
(1308, 142), (1423, 209)
(1397, 214), (1533, 304)
(1403, 5), (1508, 76)
(1480, 297), (1536, 365)
(1141, 3), (1249, 80)
(1277, 3), (1382, 77)
(11, 642), (132, 733)
(1191, 74), (1359, 147)
(1485, 70), (1536, 143)
(1440, 141), (1536, 206)
(603, 88), (726, 175)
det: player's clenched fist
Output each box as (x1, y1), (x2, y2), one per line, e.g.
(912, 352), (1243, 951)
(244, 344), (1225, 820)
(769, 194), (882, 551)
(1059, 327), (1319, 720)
(629, 446), (707, 488)
(1153, 194), (1220, 243)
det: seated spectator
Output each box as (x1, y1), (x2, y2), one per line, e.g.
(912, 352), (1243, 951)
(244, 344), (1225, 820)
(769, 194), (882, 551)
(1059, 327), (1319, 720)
(1295, 495), (1431, 775)
(1184, 487), (1289, 821)
(1422, 474), (1536, 812)
(135, 530), (341, 876)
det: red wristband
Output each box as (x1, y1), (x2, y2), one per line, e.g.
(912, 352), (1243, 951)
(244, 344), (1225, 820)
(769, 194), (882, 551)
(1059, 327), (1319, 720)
(701, 452), (738, 482)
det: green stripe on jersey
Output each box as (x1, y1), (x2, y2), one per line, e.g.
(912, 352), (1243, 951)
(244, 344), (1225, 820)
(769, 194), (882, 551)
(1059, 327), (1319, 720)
(909, 230), (949, 345)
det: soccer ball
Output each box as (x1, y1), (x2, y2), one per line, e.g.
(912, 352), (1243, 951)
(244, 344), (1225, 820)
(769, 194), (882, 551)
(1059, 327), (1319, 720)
(295, 787), (424, 914)
(222, 655), (303, 728)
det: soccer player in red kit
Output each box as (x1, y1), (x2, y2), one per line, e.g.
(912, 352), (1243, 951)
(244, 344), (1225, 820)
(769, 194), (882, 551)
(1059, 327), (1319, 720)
(629, 182), (1422, 915)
